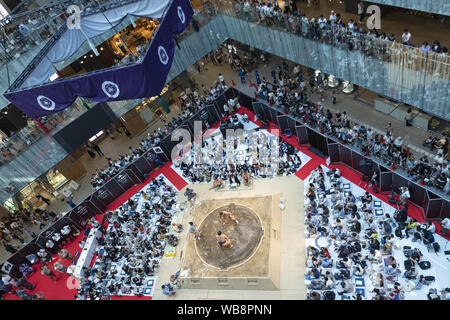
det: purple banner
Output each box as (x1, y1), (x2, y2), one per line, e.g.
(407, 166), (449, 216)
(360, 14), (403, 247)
(4, 0), (193, 119)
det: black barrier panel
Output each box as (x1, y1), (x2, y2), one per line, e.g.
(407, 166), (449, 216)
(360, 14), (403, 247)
(225, 88), (238, 101)
(187, 114), (202, 140)
(328, 143), (340, 163)
(277, 115), (289, 132)
(351, 151), (365, 174)
(380, 172), (393, 192)
(125, 167), (143, 185)
(339, 145), (352, 167)
(261, 104), (272, 123)
(7, 250), (30, 269)
(442, 200), (450, 219)
(287, 117), (297, 136)
(154, 146), (170, 163)
(309, 129), (329, 157)
(206, 104), (222, 125)
(68, 211), (89, 229)
(423, 191), (429, 218)
(141, 152), (157, 172)
(408, 181), (426, 208)
(160, 134), (180, 161)
(426, 199), (443, 219)
(238, 92), (254, 112)
(296, 125), (309, 145)
(1, 263), (23, 279)
(86, 193), (106, 212)
(199, 105), (217, 128)
(36, 226), (60, 254)
(113, 171), (136, 193)
(252, 102), (264, 119)
(269, 108), (279, 126)
(51, 216), (73, 233)
(95, 185), (118, 207)
(17, 243), (41, 265)
(214, 94), (227, 115)
(392, 174), (408, 194)
(72, 200), (102, 220)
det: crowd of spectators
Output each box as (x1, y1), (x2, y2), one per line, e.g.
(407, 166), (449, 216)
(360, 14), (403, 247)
(1, 208), (59, 256)
(76, 176), (179, 299)
(304, 165), (449, 300)
(230, 0), (449, 60)
(250, 59), (450, 194)
(0, 222), (80, 300)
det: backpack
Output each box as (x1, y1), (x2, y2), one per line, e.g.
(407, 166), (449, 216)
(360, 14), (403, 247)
(404, 259), (414, 271)
(419, 261), (431, 270)
(433, 242), (440, 253)
(395, 228), (402, 238)
(424, 276), (435, 282)
(403, 246), (412, 258)
(323, 291), (336, 300)
(427, 288), (440, 300)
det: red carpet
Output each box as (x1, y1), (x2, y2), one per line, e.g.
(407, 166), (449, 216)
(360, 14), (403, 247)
(160, 165), (188, 191)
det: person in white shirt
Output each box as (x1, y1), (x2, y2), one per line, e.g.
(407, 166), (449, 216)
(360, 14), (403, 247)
(318, 15), (327, 29)
(440, 218), (450, 236)
(401, 29), (411, 45)
(348, 19), (355, 31)
(218, 73), (225, 84)
(329, 11), (337, 24)
(393, 136), (403, 149)
(223, 104), (229, 116)
(425, 222), (436, 234)
(46, 239), (54, 249)
(399, 186), (410, 204)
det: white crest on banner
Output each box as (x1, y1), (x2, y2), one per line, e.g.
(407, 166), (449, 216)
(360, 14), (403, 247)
(158, 46), (169, 65)
(177, 6), (186, 24)
(102, 81), (120, 98)
(37, 95), (56, 110)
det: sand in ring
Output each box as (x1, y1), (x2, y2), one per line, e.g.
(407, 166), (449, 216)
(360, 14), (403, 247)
(195, 203), (264, 270)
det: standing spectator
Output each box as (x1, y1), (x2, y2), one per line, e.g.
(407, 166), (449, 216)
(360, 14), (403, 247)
(218, 73), (225, 85)
(440, 218), (450, 236)
(67, 196), (77, 209)
(405, 108), (413, 126)
(91, 143), (104, 157)
(357, 1), (364, 24)
(401, 29), (411, 45)
(188, 222), (202, 240)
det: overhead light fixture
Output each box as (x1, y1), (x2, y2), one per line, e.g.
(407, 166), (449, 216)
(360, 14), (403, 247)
(80, 61), (84, 64)
(100, 47), (104, 51)
(84, 55), (87, 59)
(90, 54), (93, 58)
